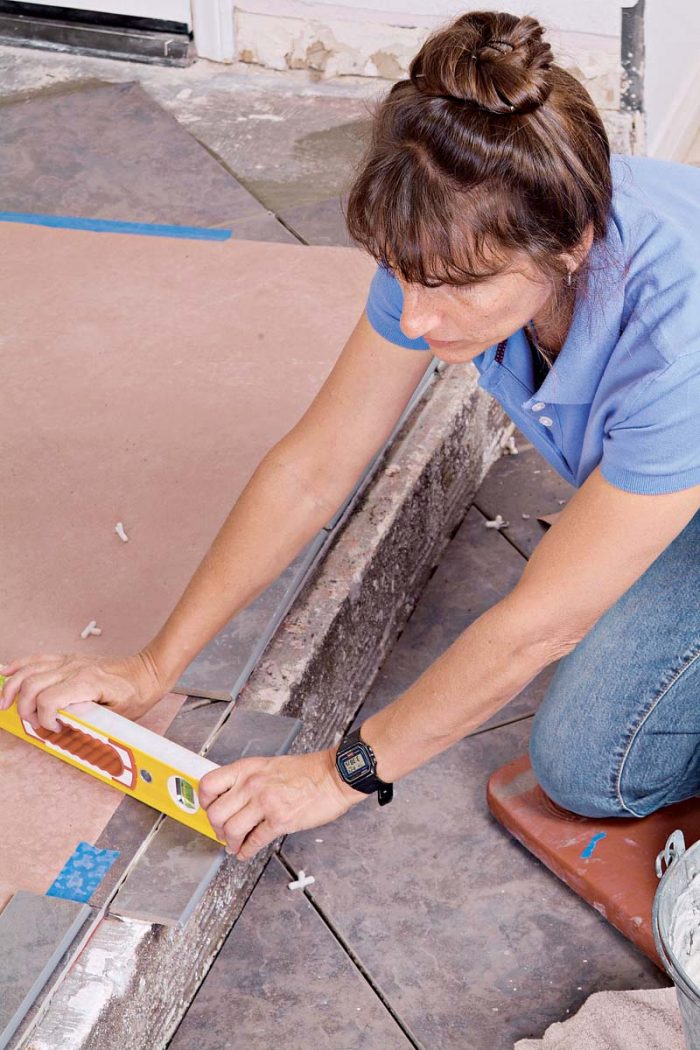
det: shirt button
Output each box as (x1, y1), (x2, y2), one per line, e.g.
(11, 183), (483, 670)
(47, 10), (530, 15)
(532, 401), (546, 411)
(539, 416), (553, 427)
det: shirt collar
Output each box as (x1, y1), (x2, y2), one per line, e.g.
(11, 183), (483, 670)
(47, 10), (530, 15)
(522, 216), (625, 406)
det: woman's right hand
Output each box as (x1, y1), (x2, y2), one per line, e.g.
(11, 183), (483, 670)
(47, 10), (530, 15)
(0, 649), (169, 732)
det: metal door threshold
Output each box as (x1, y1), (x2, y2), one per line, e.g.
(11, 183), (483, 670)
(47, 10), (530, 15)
(0, 2), (192, 65)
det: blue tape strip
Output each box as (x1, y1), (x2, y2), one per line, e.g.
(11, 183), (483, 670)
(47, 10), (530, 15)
(47, 842), (120, 903)
(580, 831), (606, 859)
(0, 211), (232, 241)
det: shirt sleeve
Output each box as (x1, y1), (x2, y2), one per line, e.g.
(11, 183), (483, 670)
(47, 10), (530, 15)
(365, 265), (430, 351)
(600, 355), (700, 494)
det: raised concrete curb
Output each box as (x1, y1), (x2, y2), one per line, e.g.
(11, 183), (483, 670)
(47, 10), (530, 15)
(17, 362), (510, 1050)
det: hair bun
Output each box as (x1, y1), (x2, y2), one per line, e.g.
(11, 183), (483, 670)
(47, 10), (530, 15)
(410, 11), (553, 115)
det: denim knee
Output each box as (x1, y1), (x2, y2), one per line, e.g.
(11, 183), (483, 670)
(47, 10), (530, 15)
(529, 636), (700, 819)
(528, 703), (630, 819)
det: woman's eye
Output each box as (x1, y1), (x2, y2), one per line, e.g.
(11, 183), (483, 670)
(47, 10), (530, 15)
(453, 283), (478, 298)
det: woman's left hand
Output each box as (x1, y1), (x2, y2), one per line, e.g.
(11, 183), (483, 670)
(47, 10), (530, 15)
(198, 748), (364, 861)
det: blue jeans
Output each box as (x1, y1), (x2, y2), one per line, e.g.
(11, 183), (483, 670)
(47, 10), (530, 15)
(529, 507), (700, 818)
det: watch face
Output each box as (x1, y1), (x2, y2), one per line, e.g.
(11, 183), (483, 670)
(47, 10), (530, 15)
(340, 745), (371, 782)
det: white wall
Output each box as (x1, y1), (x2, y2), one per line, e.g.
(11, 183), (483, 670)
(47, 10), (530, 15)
(36, 0), (191, 23)
(644, 0), (700, 158)
(230, 0), (635, 37)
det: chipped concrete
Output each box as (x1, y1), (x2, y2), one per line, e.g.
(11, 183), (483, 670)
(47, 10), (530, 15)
(235, 10), (425, 80)
(15, 366), (510, 1050)
(604, 109), (645, 155)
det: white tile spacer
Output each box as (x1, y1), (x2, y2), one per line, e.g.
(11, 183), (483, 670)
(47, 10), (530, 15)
(114, 522), (129, 543)
(80, 620), (102, 639)
(288, 870), (315, 891)
(502, 434), (519, 455)
(521, 513), (531, 519)
(484, 514), (509, 530)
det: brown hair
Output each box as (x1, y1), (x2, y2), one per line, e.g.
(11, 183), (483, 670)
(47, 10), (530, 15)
(345, 10), (612, 302)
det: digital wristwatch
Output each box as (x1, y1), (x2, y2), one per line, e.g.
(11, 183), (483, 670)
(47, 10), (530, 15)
(335, 727), (393, 805)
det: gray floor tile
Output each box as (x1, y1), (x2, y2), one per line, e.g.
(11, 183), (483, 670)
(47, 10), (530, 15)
(228, 210), (301, 244)
(278, 194), (353, 246)
(356, 505), (556, 733)
(165, 695), (231, 754)
(206, 709), (302, 766)
(473, 444), (575, 559)
(90, 795), (162, 911)
(182, 100), (372, 216)
(282, 718), (667, 1050)
(110, 711), (302, 926)
(0, 892), (92, 1050)
(89, 697), (227, 910)
(176, 533), (326, 700)
(169, 855), (413, 1050)
(0, 80), (272, 228)
(109, 819), (224, 928)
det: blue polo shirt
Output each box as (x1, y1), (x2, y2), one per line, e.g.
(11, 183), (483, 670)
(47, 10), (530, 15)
(365, 155), (700, 495)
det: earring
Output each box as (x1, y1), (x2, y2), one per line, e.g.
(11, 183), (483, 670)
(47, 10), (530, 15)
(566, 270), (572, 287)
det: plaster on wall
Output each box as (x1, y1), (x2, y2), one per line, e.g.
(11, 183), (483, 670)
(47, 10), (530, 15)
(234, 9), (622, 114)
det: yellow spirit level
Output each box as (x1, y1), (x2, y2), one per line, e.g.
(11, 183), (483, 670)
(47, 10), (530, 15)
(0, 676), (223, 842)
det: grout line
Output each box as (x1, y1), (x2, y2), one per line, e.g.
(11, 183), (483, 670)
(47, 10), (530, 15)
(276, 853), (425, 1049)
(208, 211), (309, 246)
(471, 501), (531, 561)
(174, 126), (322, 248)
(469, 711), (535, 738)
(183, 696), (227, 711)
(272, 213), (309, 245)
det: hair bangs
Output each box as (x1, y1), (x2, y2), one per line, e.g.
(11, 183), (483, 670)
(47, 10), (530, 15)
(346, 147), (514, 287)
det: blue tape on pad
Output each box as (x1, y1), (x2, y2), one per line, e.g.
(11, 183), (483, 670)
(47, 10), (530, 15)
(47, 842), (120, 903)
(580, 832), (607, 859)
(0, 211), (232, 241)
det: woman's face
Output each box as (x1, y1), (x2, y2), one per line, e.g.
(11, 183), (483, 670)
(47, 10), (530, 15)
(397, 255), (554, 363)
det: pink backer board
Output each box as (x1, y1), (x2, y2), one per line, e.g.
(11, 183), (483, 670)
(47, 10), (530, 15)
(0, 221), (374, 899)
(2, 222), (375, 660)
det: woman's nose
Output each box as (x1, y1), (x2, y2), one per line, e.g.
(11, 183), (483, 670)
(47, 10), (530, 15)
(400, 288), (441, 341)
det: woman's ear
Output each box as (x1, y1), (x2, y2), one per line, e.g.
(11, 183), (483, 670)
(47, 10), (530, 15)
(561, 222), (594, 275)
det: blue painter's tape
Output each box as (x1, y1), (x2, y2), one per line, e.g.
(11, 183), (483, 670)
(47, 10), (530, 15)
(0, 211), (232, 241)
(47, 842), (120, 903)
(581, 831), (606, 859)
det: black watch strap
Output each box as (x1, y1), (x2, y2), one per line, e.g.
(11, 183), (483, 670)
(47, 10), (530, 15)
(335, 727), (394, 806)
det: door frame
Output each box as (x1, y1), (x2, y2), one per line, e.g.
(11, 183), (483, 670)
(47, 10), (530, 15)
(191, 0), (234, 62)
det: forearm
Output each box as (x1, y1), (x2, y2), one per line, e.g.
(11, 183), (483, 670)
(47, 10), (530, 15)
(359, 597), (558, 783)
(143, 449), (337, 687)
